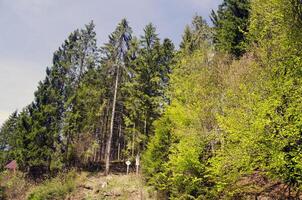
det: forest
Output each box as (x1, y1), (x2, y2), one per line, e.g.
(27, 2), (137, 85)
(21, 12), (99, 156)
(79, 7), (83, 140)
(1, 0), (302, 199)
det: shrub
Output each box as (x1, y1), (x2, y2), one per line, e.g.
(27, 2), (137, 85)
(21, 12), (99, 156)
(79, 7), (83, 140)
(0, 171), (28, 200)
(0, 186), (6, 200)
(27, 170), (77, 200)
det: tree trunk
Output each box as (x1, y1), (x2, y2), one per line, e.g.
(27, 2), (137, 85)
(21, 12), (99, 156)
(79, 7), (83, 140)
(99, 104), (106, 161)
(117, 123), (122, 161)
(101, 104), (110, 161)
(65, 132), (70, 167)
(144, 116), (147, 136)
(105, 65), (120, 175)
(132, 123), (135, 157)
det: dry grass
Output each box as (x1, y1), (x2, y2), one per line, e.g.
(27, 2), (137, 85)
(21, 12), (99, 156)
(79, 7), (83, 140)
(0, 171), (31, 200)
(70, 173), (157, 200)
(0, 170), (157, 200)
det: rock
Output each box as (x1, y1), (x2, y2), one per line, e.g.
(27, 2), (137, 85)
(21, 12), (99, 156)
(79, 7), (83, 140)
(101, 181), (107, 188)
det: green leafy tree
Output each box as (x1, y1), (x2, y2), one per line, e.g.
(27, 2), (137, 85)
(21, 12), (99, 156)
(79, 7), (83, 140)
(248, 0), (302, 188)
(143, 48), (219, 198)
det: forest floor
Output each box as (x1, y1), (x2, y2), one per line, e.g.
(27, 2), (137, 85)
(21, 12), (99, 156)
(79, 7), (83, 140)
(2, 169), (301, 199)
(67, 172), (157, 200)
(0, 169), (158, 200)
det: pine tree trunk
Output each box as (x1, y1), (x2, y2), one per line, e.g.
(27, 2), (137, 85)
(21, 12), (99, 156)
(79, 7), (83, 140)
(65, 132), (70, 167)
(105, 65), (120, 175)
(101, 104), (110, 161)
(144, 116), (147, 136)
(117, 123), (122, 161)
(99, 105), (107, 161)
(132, 123), (135, 157)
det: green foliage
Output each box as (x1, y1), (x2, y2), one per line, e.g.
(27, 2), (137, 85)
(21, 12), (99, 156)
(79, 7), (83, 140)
(211, 0), (302, 195)
(144, 2), (302, 198)
(0, 18), (173, 176)
(0, 111), (18, 169)
(142, 115), (173, 191)
(124, 23), (175, 156)
(209, 56), (268, 194)
(27, 170), (77, 200)
(0, 21), (101, 173)
(143, 49), (220, 198)
(211, 0), (250, 57)
(167, 132), (211, 199)
(2, 1), (302, 199)
(0, 171), (29, 200)
(180, 15), (212, 55)
(0, 187), (5, 200)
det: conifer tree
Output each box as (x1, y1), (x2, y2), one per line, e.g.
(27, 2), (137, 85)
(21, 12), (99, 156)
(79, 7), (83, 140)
(61, 22), (100, 166)
(12, 107), (33, 172)
(125, 24), (174, 156)
(0, 111), (18, 169)
(101, 19), (132, 175)
(211, 0), (250, 57)
(15, 21), (101, 173)
(180, 15), (212, 54)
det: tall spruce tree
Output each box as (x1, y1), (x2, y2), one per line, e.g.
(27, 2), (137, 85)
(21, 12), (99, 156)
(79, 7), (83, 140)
(211, 0), (250, 57)
(0, 111), (18, 169)
(13, 107), (33, 172)
(15, 21), (101, 173)
(125, 23), (174, 157)
(101, 19), (132, 175)
(61, 22), (100, 166)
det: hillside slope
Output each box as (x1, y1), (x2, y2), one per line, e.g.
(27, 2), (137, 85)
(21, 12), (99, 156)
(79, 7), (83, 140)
(69, 173), (156, 200)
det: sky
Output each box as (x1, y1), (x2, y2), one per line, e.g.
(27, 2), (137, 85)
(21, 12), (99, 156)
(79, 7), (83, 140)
(0, 0), (221, 126)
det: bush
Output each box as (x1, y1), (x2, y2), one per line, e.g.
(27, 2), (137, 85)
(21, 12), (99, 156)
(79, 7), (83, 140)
(27, 170), (77, 200)
(0, 186), (6, 200)
(0, 171), (28, 200)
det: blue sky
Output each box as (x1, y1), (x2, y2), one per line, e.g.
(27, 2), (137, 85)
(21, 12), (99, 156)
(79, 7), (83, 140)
(0, 0), (221, 125)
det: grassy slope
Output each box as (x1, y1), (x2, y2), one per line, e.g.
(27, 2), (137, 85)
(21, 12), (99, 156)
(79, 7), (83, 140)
(1, 170), (156, 200)
(69, 173), (156, 200)
(2, 170), (302, 200)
